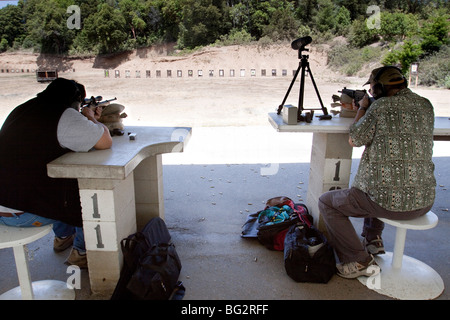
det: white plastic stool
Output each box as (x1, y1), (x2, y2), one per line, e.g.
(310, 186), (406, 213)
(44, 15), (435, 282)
(0, 224), (75, 300)
(358, 211), (444, 300)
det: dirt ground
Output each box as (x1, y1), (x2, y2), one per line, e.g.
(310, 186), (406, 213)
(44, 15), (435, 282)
(1, 44), (449, 127)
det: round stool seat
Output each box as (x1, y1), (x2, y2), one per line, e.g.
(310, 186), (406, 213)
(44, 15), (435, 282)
(0, 224), (75, 300)
(0, 224), (53, 249)
(358, 211), (444, 300)
(378, 211), (438, 230)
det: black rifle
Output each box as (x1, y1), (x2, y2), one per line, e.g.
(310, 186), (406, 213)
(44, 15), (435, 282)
(339, 88), (366, 108)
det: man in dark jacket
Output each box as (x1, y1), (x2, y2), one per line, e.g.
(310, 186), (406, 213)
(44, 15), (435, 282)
(0, 78), (112, 268)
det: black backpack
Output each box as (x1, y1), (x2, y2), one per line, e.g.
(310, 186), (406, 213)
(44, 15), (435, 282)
(111, 217), (185, 300)
(284, 222), (336, 283)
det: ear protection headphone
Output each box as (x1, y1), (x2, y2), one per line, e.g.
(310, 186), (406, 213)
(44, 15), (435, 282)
(372, 66), (407, 97)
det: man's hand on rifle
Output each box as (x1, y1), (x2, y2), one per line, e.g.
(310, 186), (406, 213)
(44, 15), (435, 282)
(356, 92), (371, 111)
(350, 92), (372, 128)
(81, 104), (103, 121)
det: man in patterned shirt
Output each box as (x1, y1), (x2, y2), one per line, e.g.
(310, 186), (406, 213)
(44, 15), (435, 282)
(319, 66), (436, 279)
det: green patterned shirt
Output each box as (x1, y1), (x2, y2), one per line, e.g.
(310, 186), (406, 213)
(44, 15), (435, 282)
(350, 88), (436, 212)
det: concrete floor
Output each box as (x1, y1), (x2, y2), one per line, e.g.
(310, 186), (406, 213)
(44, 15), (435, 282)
(1, 127), (448, 301)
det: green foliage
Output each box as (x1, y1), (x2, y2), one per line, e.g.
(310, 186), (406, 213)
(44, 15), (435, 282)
(215, 28), (254, 46)
(0, 4), (25, 48)
(420, 12), (450, 54)
(25, 0), (78, 53)
(260, 2), (299, 41)
(76, 3), (128, 54)
(379, 12), (419, 41)
(335, 6), (352, 35)
(416, 45), (450, 88)
(314, 0), (337, 33)
(177, 0), (224, 49)
(328, 44), (385, 76)
(0, 38), (8, 52)
(382, 40), (423, 73)
(348, 18), (379, 48)
(1, 0), (448, 53)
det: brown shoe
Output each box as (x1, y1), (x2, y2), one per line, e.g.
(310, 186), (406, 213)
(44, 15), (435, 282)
(65, 248), (88, 269)
(53, 235), (75, 252)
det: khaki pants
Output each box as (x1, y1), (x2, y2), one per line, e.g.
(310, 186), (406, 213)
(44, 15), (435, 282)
(318, 188), (432, 264)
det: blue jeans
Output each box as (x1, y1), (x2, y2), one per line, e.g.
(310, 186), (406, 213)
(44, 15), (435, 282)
(0, 212), (85, 252)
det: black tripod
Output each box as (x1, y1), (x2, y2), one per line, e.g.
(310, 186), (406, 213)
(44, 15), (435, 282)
(277, 48), (331, 122)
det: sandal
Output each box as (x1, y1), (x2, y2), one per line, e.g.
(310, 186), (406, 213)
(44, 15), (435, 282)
(363, 236), (385, 255)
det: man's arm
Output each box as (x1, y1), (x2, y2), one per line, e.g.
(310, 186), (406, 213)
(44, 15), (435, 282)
(81, 107), (112, 150)
(348, 94), (376, 148)
(57, 108), (112, 152)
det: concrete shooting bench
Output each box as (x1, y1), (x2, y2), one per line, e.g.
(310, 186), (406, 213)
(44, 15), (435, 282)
(47, 126), (191, 294)
(269, 113), (449, 299)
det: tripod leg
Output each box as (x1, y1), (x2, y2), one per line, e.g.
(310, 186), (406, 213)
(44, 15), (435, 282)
(306, 65), (325, 112)
(297, 59), (308, 121)
(298, 62), (306, 112)
(307, 65), (332, 119)
(277, 65), (301, 114)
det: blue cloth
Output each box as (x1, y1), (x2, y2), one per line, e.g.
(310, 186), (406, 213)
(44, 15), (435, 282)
(258, 205), (293, 225)
(0, 212), (85, 252)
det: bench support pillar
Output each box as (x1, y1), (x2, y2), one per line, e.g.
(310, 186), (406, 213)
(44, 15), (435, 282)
(79, 175), (137, 295)
(306, 132), (353, 232)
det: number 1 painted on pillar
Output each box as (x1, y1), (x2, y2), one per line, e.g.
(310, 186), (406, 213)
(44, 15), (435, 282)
(91, 193), (104, 249)
(91, 193), (100, 218)
(94, 224), (105, 248)
(333, 161), (341, 181)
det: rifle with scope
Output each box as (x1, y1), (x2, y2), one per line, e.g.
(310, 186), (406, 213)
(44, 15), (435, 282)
(82, 96), (117, 111)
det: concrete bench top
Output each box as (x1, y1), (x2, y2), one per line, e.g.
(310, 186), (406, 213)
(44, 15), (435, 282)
(268, 113), (450, 138)
(47, 126), (192, 180)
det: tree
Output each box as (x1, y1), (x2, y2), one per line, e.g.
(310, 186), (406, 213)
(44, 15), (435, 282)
(0, 4), (26, 49)
(0, 38), (8, 52)
(177, 0), (224, 49)
(334, 0), (372, 20)
(335, 6), (351, 35)
(157, 0), (185, 42)
(229, 2), (250, 31)
(382, 40), (423, 73)
(24, 0), (76, 53)
(80, 3), (128, 53)
(261, 1), (299, 41)
(314, 0), (337, 33)
(0, 0), (448, 57)
(379, 12), (419, 41)
(420, 13), (449, 54)
(348, 18), (379, 47)
(296, 0), (317, 27)
(118, 0), (147, 45)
